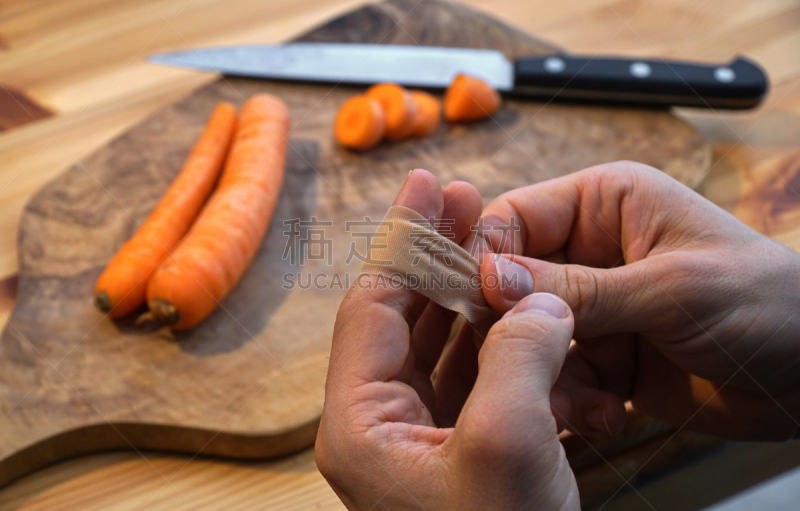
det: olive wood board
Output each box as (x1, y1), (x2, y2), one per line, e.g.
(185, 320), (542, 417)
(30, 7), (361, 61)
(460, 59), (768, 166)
(0, 0), (711, 488)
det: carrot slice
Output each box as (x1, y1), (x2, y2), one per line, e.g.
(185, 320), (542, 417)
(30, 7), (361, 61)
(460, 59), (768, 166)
(444, 73), (501, 122)
(94, 102), (237, 317)
(366, 83), (417, 140)
(409, 90), (442, 137)
(144, 94), (290, 330)
(334, 95), (386, 150)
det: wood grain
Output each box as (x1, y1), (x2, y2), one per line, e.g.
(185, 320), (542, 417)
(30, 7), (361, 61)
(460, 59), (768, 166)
(0, 85), (53, 133)
(0, 0), (711, 492)
(0, 449), (343, 511)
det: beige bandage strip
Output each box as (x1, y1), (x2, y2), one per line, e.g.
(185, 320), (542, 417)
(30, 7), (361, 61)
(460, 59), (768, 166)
(361, 205), (492, 323)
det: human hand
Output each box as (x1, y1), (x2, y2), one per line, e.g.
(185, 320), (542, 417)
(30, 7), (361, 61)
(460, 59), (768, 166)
(472, 161), (800, 440)
(315, 170), (580, 511)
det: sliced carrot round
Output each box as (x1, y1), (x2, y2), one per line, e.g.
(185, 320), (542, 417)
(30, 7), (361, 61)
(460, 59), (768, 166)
(444, 73), (502, 122)
(334, 95), (386, 151)
(409, 90), (442, 137)
(366, 83), (417, 140)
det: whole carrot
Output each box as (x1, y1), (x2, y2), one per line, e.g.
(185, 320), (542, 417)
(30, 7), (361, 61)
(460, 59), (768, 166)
(144, 94), (290, 330)
(94, 102), (237, 317)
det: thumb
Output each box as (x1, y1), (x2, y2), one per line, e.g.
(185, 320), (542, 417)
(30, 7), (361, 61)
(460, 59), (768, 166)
(470, 293), (573, 412)
(453, 293), (577, 505)
(482, 253), (656, 338)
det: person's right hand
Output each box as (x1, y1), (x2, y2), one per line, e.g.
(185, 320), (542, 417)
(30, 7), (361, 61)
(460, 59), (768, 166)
(468, 161), (800, 440)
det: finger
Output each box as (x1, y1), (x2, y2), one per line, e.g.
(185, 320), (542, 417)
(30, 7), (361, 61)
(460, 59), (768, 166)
(432, 312), (498, 427)
(433, 319), (480, 427)
(573, 333), (637, 399)
(477, 161), (685, 267)
(326, 169), (443, 394)
(394, 169), (444, 222)
(411, 181), (483, 377)
(441, 181), (484, 241)
(405, 293), (432, 334)
(481, 252), (665, 337)
(543, 333), (635, 437)
(424, 183), (497, 423)
(558, 384), (626, 437)
(555, 350), (627, 437)
(549, 384), (572, 433)
(405, 180), (482, 333)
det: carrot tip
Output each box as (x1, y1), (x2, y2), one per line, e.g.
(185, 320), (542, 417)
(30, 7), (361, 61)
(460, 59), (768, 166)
(95, 291), (111, 313)
(147, 298), (180, 327)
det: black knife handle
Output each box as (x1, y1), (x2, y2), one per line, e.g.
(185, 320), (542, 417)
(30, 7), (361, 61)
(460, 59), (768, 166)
(512, 55), (768, 109)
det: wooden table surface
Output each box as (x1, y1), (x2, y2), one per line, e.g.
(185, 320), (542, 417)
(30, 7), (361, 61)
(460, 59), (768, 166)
(0, 0), (799, 509)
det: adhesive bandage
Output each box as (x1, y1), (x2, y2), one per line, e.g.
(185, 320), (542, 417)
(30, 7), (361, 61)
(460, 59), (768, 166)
(361, 206), (492, 323)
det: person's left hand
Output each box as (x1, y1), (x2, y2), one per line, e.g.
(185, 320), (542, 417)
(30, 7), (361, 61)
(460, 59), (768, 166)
(315, 169), (580, 511)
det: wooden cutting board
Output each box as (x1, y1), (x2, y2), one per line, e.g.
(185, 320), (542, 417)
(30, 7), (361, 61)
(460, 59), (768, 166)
(0, 0), (711, 488)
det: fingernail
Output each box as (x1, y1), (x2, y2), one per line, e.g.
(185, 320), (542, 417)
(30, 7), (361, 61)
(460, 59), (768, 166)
(495, 255), (534, 302)
(585, 407), (613, 435)
(399, 170), (415, 191)
(515, 293), (569, 318)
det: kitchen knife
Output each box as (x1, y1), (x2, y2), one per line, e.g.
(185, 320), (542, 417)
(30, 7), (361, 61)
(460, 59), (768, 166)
(149, 43), (768, 109)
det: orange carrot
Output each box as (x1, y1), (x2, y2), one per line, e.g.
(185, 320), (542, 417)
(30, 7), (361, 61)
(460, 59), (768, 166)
(444, 73), (501, 122)
(366, 83), (417, 140)
(144, 94), (290, 330)
(334, 95), (386, 150)
(94, 102), (237, 317)
(409, 90), (441, 137)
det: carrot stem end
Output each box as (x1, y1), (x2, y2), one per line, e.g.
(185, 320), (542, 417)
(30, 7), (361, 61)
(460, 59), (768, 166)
(147, 298), (180, 327)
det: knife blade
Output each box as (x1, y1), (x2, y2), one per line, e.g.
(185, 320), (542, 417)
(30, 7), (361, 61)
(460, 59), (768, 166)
(149, 43), (768, 109)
